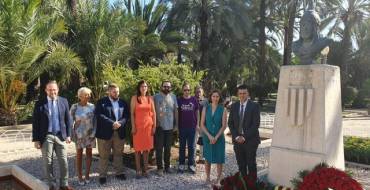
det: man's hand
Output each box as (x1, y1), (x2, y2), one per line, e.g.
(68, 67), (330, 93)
(74, 120), (81, 128)
(66, 137), (72, 144)
(113, 122), (121, 130)
(235, 136), (245, 144)
(34, 141), (41, 149)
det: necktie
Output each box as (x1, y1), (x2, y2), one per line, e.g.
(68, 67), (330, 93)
(238, 104), (244, 135)
(51, 100), (58, 134)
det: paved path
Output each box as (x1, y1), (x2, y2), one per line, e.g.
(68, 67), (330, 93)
(342, 109), (370, 138)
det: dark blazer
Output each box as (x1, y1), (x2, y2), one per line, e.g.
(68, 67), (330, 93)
(95, 97), (129, 140)
(32, 96), (73, 144)
(228, 100), (260, 144)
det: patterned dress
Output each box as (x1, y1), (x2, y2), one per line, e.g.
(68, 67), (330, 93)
(70, 103), (96, 149)
(202, 104), (225, 163)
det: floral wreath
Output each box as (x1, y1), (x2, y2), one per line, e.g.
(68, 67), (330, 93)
(213, 172), (266, 190)
(293, 163), (363, 190)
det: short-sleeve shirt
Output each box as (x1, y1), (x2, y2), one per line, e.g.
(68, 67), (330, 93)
(153, 92), (178, 130)
(197, 97), (208, 116)
(178, 96), (199, 129)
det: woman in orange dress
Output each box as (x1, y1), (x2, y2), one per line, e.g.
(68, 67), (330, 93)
(130, 80), (156, 178)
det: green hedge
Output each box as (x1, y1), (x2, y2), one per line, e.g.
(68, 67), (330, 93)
(344, 136), (370, 165)
(102, 62), (205, 145)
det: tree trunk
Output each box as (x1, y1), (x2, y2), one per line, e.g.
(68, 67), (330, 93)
(283, 0), (297, 65)
(340, 16), (354, 85)
(257, 0), (267, 105)
(199, 0), (209, 70)
(67, 0), (77, 17)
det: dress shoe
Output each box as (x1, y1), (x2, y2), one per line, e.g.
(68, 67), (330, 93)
(99, 177), (107, 185)
(164, 167), (174, 174)
(116, 173), (127, 180)
(156, 169), (164, 176)
(59, 186), (73, 190)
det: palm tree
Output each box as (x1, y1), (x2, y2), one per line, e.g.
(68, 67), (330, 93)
(322, 0), (370, 83)
(66, 0), (131, 99)
(0, 0), (83, 125)
(122, 0), (169, 67)
(124, 0), (168, 34)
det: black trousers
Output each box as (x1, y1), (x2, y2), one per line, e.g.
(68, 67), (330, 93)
(154, 127), (173, 170)
(233, 140), (259, 176)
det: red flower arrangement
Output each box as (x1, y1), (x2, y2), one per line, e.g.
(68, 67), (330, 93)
(213, 172), (266, 190)
(295, 163), (363, 190)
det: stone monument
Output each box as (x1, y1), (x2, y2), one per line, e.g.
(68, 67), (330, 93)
(267, 2), (344, 188)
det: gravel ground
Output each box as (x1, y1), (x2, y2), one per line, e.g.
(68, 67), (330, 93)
(1, 140), (368, 190)
(1, 140), (270, 190)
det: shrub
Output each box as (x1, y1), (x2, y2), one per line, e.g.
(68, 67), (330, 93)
(342, 86), (358, 107)
(344, 136), (370, 165)
(352, 89), (369, 108)
(101, 61), (205, 145)
(16, 102), (35, 124)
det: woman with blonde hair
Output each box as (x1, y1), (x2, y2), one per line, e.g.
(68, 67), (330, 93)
(70, 87), (96, 185)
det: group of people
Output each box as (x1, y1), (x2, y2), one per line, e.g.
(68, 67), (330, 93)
(32, 80), (260, 190)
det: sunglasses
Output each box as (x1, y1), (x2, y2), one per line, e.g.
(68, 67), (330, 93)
(183, 89), (190, 92)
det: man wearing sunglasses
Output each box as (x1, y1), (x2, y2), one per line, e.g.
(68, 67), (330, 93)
(177, 83), (199, 174)
(153, 81), (178, 176)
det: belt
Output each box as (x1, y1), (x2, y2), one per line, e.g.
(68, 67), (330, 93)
(47, 131), (61, 135)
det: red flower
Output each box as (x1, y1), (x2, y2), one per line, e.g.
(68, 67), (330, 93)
(298, 167), (363, 190)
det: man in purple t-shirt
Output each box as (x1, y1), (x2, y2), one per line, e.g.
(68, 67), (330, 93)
(177, 83), (199, 174)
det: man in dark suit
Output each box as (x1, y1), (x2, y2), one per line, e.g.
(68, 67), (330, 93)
(32, 81), (73, 190)
(228, 84), (260, 179)
(95, 83), (129, 184)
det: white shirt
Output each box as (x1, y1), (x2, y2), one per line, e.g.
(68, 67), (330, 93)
(109, 97), (120, 121)
(236, 100), (248, 140)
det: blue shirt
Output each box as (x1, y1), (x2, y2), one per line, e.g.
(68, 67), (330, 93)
(47, 97), (61, 133)
(109, 97), (120, 121)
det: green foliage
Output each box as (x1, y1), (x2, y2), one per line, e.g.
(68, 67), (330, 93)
(342, 86), (358, 107)
(101, 61), (205, 145)
(291, 169), (310, 188)
(353, 79), (370, 108)
(0, 0), (83, 125)
(101, 63), (136, 101)
(16, 101), (35, 124)
(102, 60), (205, 99)
(344, 136), (370, 165)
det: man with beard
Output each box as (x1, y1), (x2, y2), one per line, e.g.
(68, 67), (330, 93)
(153, 81), (178, 176)
(95, 83), (129, 184)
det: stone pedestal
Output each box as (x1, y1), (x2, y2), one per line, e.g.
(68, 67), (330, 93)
(0, 165), (48, 190)
(268, 65), (344, 187)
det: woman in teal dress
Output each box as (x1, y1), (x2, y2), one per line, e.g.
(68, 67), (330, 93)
(200, 90), (228, 186)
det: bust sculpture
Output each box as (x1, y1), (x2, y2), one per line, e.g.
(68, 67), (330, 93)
(292, 4), (333, 65)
